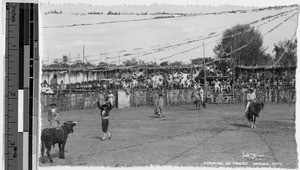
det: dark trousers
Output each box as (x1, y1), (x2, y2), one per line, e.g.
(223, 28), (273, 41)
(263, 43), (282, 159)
(102, 118), (109, 133)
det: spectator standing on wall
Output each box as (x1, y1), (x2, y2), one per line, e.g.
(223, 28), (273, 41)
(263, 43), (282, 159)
(194, 81), (199, 90)
(158, 78), (164, 89)
(291, 77), (295, 87)
(214, 79), (221, 93)
(50, 75), (58, 91)
(41, 80), (50, 88)
(41, 80), (54, 94)
(151, 73), (158, 89)
(192, 68), (199, 81)
(97, 90), (105, 105)
(226, 79), (231, 93)
(107, 90), (115, 107)
(186, 77), (192, 88)
(60, 80), (65, 90)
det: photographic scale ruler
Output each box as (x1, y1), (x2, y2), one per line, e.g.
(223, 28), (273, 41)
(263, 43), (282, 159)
(5, 3), (39, 170)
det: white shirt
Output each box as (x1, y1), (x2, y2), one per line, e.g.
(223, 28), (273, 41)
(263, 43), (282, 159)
(173, 72), (178, 78)
(182, 73), (188, 81)
(247, 92), (256, 101)
(107, 93), (115, 106)
(215, 81), (221, 87)
(199, 88), (204, 96)
(151, 75), (158, 88)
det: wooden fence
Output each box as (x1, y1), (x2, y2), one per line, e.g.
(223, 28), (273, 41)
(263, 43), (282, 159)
(40, 86), (296, 112)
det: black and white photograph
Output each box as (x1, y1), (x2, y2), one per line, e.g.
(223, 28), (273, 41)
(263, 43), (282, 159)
(38, 0), (299, 168)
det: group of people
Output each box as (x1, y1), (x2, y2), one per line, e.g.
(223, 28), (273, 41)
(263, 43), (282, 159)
(41, 75), (66, 94)
(46, 83), (259, 143)
(47, 90), (115, 141)
(42, 66), (295, 102)
(235, 69), (295, 89)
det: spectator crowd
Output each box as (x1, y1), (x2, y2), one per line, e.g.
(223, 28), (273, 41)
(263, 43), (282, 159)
(41, 65), (295, 95)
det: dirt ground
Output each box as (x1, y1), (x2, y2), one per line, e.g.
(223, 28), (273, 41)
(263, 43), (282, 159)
(39, 103), (297, 168)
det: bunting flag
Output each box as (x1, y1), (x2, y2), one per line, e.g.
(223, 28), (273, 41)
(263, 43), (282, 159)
(56, 7), (298, 66)
(113, 8), (297, 63)
(159, 10), (298, 61)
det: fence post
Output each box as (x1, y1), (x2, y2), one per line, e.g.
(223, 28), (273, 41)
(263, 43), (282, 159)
(115, 89), (118, 108)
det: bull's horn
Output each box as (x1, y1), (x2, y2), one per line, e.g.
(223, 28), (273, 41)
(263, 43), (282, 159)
(73, 122), (77, 124)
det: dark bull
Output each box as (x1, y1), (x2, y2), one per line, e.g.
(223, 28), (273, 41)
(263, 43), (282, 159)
(41, 121), (77, 163)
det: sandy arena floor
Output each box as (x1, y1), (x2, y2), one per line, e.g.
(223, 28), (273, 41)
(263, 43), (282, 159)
(39, 103), (297, 168)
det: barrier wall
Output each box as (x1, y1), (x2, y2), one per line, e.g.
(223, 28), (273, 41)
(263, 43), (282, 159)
(40, 87), (296, 111)
(118, 90), (130, 108)
(41, 90), (118, 112)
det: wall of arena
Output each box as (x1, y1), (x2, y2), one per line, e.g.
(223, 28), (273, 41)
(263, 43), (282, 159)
(42, 69), (142, 84)
(40, 87), (295, 112)
(42, 70), (108, 84)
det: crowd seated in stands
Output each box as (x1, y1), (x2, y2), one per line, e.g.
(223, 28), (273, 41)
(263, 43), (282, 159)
(42, 66), (295, 95)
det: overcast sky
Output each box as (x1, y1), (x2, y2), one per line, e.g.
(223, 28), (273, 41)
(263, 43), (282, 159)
(40, 0), (300, 7)
(40, 2), (299, 65)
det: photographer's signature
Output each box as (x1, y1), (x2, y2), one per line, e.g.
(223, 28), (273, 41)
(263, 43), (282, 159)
(242, 151), (273, 160)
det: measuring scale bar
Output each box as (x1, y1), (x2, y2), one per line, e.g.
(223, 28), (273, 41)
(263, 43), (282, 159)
(5, 3), (39, 170)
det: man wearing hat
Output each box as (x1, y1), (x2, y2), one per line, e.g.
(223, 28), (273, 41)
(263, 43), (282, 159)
(245, 87), (256, 117)
(47, 103), (61, 127)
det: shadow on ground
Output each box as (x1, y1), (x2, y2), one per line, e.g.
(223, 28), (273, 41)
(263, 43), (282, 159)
(230, 123), (250, 128)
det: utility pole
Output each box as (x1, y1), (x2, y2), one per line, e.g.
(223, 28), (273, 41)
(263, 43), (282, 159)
(203, 42), (208, 101)
(154, 52), (156, 73)
(232, 34), (237, 103)
(119, 53), (121, 66)
(106, 48), (108, 79)
(231, 45), (235, 103)
(47, 49), (49, 64)
(68, 52), (71, 109)
(98, 47), (101, 64)
(83, 45), (85, 63)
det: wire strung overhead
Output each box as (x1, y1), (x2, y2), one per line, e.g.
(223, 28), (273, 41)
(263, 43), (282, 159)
(272, 30), (297, 66)
(108, 9), (296, 61)
(158, 10), (298, 61)
(79, 7), (298, 66)
(108, 8), (297, 64)
(139, 9), (297, 69)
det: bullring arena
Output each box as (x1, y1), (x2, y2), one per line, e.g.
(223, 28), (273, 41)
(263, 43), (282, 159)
(39, 3), (298, 168)
(39, 99), (296, 168)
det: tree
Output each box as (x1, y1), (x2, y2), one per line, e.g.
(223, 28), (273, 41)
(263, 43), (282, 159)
(98, 62), (109, 67)
(53, 58), (59, 64)
(62, 55), (69, 64)
(214, 24), (271, 66)
(191, 57), (213, 65)
(169, 61), (183, 66)
(160, 61), (169, 66)
(123, 58), (138, 66)
(123, 58), (143, 67)
(273, 39), (297, 67)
